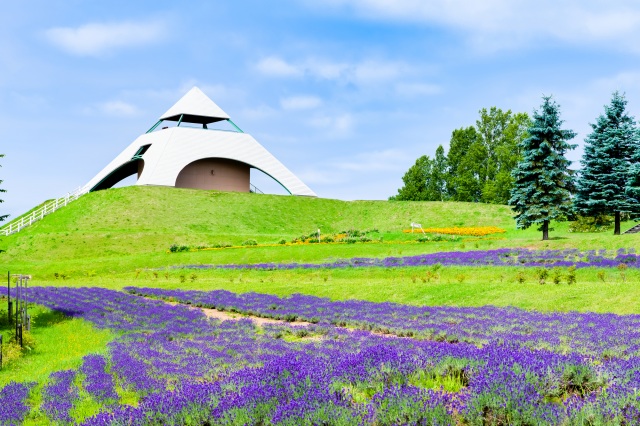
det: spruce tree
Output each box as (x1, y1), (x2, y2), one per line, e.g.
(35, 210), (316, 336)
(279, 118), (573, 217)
(575, 92), (640, 235)
(509, 96), (576, 240)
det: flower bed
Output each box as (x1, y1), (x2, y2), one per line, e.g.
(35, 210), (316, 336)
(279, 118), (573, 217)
(4, 286), (640, 423)
(127, 286), (640, 357)
(403, 226), (506, 236)
(177, 247), (640, 271)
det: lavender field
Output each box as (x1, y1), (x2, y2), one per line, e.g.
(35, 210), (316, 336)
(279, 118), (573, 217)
(181, 248), (640, 271)
(3, 286), (640, 424)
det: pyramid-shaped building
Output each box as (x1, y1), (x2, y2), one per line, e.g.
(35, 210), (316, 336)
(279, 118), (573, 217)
(83, 87), (316, 196)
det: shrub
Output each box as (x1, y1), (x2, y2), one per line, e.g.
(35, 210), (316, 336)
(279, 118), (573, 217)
(618, 263), (628, 283)
(566, 266), (577, 285)
(213, 242), (232, 248)
(569, 215), (613, 233)
(242, 239), (258, 246)
(321, 236), (334, 243)
(416, 236), (431, 243)
(536, 268), (549, 285)
(278, 238), (287, 245)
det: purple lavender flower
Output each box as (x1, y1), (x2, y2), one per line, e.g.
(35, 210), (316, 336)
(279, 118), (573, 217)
(42, 370), (78, 423)
(0, 382), (34, 424)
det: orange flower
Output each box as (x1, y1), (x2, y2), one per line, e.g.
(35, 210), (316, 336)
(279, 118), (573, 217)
(403, 226), (506, 236)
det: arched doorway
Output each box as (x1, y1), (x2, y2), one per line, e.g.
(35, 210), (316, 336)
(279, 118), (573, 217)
(90, 159), (144, 192)
(175, 158), (250, 192)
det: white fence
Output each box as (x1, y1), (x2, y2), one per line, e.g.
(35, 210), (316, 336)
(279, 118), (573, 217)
(0, 186), (88, 236)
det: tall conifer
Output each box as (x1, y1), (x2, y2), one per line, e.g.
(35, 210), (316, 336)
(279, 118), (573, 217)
(575, 92), (640, 235)
(509, 96), (576, 240)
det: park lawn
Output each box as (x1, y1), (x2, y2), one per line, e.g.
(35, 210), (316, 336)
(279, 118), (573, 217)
(0, 302), (114, 388)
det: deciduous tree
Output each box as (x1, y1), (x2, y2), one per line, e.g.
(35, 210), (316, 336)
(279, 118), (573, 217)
(390, 155), (432, 201)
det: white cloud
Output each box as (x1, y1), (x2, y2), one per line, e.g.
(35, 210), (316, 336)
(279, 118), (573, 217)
(333, 149), (411, 172)
(309, 0), (640, 53)
(99, 100), (140, 116)
(395, 83), (442, 97)
(280, 95), (322, 110)
(45, 20), (165, 56)
(256, 56), (303, 77)
(240, 104), (278, 120)
(308, 113), (353, 136)
(256, 56), (413, 85)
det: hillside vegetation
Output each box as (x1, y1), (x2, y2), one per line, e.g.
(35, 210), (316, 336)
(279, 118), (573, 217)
(2, 186), (640, 313)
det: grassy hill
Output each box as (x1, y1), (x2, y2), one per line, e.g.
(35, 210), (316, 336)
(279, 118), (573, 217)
(2, 185), (640, 313)
(1, 185), (518, 268)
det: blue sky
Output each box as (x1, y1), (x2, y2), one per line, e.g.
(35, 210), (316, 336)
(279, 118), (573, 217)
(2, 1), (640, 218)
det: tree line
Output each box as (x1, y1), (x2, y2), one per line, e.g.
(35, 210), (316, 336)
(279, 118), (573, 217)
(393, 92), (640, 240)
(390, 107), (531, 204)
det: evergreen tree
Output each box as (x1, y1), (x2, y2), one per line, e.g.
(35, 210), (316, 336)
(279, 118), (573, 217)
(509, 96), (577, 240)
(575, 92), (640, 235)
(0, 154), (7, 223)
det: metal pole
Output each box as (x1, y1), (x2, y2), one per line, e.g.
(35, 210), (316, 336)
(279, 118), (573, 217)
(7, 271), (11, 325)
(24, 276), (28, 330)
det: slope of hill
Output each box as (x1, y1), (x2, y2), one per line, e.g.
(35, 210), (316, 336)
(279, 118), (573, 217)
(1, 186), (638, 290)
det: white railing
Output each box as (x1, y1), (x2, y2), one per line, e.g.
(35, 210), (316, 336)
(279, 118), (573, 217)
(250, 183), (264, 194)
(0, 186), (89, 236)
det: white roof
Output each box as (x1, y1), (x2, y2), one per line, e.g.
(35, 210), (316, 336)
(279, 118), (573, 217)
(159, 86), (230, 123)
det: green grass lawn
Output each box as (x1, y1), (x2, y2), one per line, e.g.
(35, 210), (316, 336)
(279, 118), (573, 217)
(0, 302), (114, 387)
(2, 185), (640, 314)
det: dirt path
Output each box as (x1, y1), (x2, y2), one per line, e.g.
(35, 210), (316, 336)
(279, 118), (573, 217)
(166, 301), (312, 327)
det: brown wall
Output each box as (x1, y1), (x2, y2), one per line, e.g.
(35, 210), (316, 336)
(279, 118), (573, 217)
(175, 158), (250, 192)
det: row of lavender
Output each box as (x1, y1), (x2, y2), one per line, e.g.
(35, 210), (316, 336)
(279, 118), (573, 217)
(128, 286), (640, 358)
(178, 248), (640, 270)
(3, 287), (640, 424)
